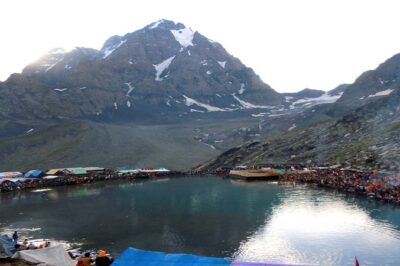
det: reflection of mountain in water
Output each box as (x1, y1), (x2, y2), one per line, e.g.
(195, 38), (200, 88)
(234, 186), (400, 265)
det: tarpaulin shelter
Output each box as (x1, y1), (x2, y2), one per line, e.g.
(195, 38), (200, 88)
(24, 169), (44, 178)
(46, 168), (70, 175)
(112, 248), (230, 266)
(0, 172), (23, 178)
(112, 248), (307, 266)
(118, 169), (139, 174)
(0, 235), (15, 258)
(84, 167), (105, 172)
(67, 167), (88, 175)
(12, 244), (75, 266)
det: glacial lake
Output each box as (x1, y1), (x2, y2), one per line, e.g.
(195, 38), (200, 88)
(1, 176), (400, 265)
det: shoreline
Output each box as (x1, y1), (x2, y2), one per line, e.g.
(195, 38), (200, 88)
(0, 170), (188, 193)
(2, 166), (400, 206)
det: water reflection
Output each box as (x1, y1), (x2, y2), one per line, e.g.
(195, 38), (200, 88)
(234, 187), (400, 265)
(1, 178), (400, 265)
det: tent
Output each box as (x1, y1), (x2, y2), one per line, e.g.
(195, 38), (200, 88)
(12, 244), (75, 266)
(112, 248), (305, 266)
(67, 167), (88, 175)
(0, 172), (23, 178)
(46, 169), (65, 175)
(118, 169), (139, 174)
(84, 167), (105, 172)
(24, 170), (44, 178)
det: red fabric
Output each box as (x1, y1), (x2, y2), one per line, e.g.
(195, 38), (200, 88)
(355, 257), (360, 266)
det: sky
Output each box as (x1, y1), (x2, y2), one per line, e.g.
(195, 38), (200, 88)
(1, 0), (400, 92)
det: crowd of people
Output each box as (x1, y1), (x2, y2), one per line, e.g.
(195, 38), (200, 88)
(75, 251), (113, 266)
(279, 168), (400, 204)
(3, 230), (114, 266)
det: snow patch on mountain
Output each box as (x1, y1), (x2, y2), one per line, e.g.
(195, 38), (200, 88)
(285, 96), (294, 101)
(367, 89), (394, 98)
(170, 27), (195, 48)
(190, 108), (205, 113)
(239, 84), (245, 94)
(43, 56), (64, 72)
(153, 56), (175, 81)
(217, 61), (226, 68)
(127, 100), (131, 108)
(289, 92), (343, 109)
(149, 19), (164, 29)
(232, 94), (274, 109)
(251, 113), (269, 117)
(103, 39), (127, 59)
(124, 82), (135, 96)
(183, 95), (226, 112)
(288, 124), (297, 131)
(54, 88), (68, 92)
(114, 102), (118, 110)
(206, 70), (212, 75)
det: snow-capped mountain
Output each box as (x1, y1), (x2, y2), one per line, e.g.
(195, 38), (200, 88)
(338, 53), (400, 105)
(0, 19), (283, 120)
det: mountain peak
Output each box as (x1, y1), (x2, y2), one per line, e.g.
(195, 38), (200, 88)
(145, 19), (186, 31)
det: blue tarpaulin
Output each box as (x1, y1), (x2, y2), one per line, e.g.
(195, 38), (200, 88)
(112, 248), (308, 266)
(112, 248), (230, 266)
(0, 235), (16, 258)
(24, 170), (43, 178)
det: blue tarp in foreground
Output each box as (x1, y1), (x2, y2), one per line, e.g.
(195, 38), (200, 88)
(112, 247), (306, 266)
(112, 248), (230, 266)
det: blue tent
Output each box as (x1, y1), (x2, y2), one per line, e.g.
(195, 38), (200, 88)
(112, 248), (230, 266)
(24, 170), (43, 178)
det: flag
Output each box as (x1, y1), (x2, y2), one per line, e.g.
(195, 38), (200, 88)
(355, 256), (360, 266)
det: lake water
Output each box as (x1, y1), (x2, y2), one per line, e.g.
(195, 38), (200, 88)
(1, 176), (400, 265)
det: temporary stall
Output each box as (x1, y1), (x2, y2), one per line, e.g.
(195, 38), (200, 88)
(24, 170), (44, 178)
(12, 244), (75, 266)
(118, 169), (139, 174)
(67, 167), (88, 175)
(0, 172), (23, 178)
(139, 168), (170, 174)
(84, 167), (105, 173)
(46, 169), (70, 175)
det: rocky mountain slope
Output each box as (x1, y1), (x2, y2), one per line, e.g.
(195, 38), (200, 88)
(1, 19), (399, 171)
(199, 91), (400, 171)
(198, 57), (400, 171)
(0, 19), (283, 121)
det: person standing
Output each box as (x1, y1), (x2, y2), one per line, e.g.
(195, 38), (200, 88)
(12, 231), (18, 243)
